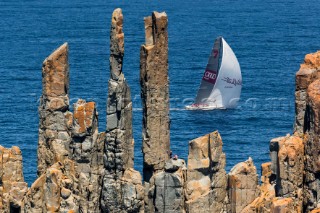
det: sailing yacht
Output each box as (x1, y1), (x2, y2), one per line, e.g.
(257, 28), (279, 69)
(186, 36), (242, 110)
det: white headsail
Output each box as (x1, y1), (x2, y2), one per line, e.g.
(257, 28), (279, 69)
(186, 37), (242, 110)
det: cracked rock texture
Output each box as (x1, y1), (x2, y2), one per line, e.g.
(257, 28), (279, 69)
(277, 135), (304, 211)
(295, 51), (320, 134)
(0, 146), (27, 212)
(3, 9), (320, 213)
(303, 78), (320, 212)
(100, 8), (144, 213)
(145, 159), (186, 213)
(228, 158), (259, 213)
(22, 160), (80, 213)
(37, 42), (71, 176)
(185, 131), (228, 213)
(140, 11), (170, 182)
(70, 100), (104, 212)
(242, 162), (275, 213)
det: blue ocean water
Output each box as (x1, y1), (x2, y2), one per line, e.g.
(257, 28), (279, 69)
(1, 0), (320, 185)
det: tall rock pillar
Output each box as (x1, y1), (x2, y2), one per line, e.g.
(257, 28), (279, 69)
(37, 43), (72, 176)
(140, 11), (170, 182)
(101, 9), (144, 212)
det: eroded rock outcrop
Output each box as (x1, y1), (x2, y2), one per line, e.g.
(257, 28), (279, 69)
(140, 11), (170, 182)
(145, 159), (186, 213)
(228, 158), (259, 213)
(241, 162), (275, 213)
(0, 146), (27, 212)
(4, 9), (320, 213)
(22, 160), (80, 212)
(37, 43), (71, 176)
(271, 198), (295, 213)
(185, 131), (228, 212)
(277, 135), (304, 211)
(71, 100), (104, 212)
(295, 51), (320, 134)
(303, 78), (320, 211)
(101, 8), (144, 213)
(35, 42), (105, 213)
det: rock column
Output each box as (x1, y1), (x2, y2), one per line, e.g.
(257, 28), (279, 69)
(101, 8), (144, 212)
(185, 131), (228, 212)
(71, 100), (104, 212)
(140, 11), (170, 181)
(37, 43), (71, 176)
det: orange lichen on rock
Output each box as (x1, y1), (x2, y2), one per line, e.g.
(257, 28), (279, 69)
(42, 43), (69, 97)
(0, 146), (27, 212)
(271, 198), (294, 213)
(242, 162), (275, 212)
(73, 99), (96, 136)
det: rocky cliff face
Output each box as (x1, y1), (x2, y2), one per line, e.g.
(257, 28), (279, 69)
(2, 8), (320, 213)
(295, 52), (320, 134)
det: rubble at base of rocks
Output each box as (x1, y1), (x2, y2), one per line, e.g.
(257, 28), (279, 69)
(2, 8), (320, 213)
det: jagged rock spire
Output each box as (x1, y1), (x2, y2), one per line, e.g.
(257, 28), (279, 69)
(140, 11), (170, 182)
(110, 8), (124, 79)
(37, 43), (71, 176)
(101, 8), (144, 212)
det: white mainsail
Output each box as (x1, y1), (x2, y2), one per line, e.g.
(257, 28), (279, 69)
(186, 37), (242, 110)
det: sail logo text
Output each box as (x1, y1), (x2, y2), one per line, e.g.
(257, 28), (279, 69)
(213, 50), (219, 58)
(222, 77), (242, 86)
(202, 70), (217, 84)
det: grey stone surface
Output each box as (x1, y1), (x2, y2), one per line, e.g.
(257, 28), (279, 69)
(146, 164), (186, 213)
(165, 159), (186, 172)
(101, 8), (144, 213)
(70, 100), (104, 212)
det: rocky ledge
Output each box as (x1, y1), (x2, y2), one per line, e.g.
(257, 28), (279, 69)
(1, 8), (320, 213)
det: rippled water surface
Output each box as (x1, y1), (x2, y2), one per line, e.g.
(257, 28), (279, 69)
(1, 0), (320, 184)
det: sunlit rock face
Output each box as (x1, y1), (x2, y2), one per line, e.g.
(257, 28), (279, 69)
(294, 51), (320, 134)
(3, 8), (320, 213)
(100, 8), (144, 213)
(228, 157), (259, 213)
(0, 146), (27, 213)
(140, 11), (170, 182)
(185, 131), (228, 213)
(37, 43), (71, 176)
